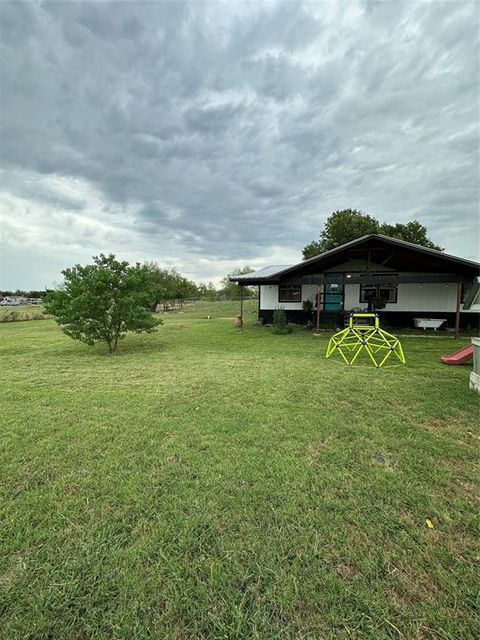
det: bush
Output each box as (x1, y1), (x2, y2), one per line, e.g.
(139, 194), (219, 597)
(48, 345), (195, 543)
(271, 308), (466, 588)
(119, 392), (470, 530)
(302, 299), (313, 314)
(272, 307), (292, 335)
(372, 296), (387, 311)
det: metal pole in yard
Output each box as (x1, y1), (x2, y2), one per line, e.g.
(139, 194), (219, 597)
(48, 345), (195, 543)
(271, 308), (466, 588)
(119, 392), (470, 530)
(240, 285), (244, 332)
(455, 282), (461, 339)
(316, 288), (321, 334)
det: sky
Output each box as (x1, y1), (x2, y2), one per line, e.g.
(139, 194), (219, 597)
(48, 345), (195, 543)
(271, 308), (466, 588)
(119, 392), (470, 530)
(0, 0), (479, 290)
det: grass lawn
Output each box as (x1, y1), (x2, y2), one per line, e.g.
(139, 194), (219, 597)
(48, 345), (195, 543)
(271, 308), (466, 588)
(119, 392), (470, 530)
(157, 298), (258, 319)
(0, 304), (478, 639)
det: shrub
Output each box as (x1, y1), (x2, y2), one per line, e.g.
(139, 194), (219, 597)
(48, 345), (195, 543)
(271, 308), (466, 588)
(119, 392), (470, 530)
(302, 299), (313, 314)
(372, 296), (387, 311)
(272, 307), (292, 335)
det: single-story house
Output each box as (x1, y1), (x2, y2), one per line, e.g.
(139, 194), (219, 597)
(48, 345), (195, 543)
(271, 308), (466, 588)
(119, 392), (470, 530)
(230, 234), (480, 332)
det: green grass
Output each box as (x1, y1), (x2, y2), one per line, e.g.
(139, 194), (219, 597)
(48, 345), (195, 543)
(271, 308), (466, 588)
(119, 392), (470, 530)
(157, 298), (258, 319)
(0, 311), (478, 639)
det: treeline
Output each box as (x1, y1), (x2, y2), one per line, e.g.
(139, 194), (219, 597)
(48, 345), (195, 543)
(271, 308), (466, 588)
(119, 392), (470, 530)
(0, 289), (53, 298)
(2, 264), (257, 308)
(145, 263), (256, 311)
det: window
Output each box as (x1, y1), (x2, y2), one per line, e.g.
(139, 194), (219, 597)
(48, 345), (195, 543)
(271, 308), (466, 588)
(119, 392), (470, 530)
(279, 285), (301, 302)
(378, 285), (397, 304)
(359, 286), (377, 304)
(360, 284), (397, 304)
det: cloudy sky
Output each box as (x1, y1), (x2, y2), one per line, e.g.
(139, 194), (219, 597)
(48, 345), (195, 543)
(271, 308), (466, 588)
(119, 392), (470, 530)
(0, 0), (478, 290)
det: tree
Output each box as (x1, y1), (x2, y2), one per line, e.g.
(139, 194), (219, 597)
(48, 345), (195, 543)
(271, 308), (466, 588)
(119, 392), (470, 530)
(379, 221), (443, 250)
(172, 270), (198, 302)
(302, 209), (442, 259)
(197, 282), (217, 298)
(303, 209), (379, 258)
(44, 254), (162, 354)
(220, 266), (256, 297)
(144, 263), (198, 311)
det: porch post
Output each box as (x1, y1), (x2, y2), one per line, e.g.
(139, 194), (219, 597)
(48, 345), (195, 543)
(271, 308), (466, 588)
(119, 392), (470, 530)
(315, 288), (321, 334)
(455, 282), (461, 339)
(240, 285), (244, 332)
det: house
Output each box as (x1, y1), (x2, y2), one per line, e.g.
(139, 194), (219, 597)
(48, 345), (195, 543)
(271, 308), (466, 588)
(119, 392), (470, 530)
(230, 234), (480, 332)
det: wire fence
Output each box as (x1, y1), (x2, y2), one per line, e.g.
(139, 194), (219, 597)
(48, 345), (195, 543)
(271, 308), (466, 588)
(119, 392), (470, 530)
(153, 295), (258, 312)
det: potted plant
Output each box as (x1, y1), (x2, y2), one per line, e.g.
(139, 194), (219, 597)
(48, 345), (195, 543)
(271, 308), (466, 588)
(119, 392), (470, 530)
(302, 298), (314, 326)
(371, 296), (386, 312)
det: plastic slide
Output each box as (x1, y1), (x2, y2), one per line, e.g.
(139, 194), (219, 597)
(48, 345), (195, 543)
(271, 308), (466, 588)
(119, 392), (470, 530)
(441, 344), (474, 365)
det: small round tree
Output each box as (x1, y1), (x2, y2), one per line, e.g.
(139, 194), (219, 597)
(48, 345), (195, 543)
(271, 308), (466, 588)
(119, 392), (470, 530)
(44, 254), (162, 354)
(272, 306), (292, 335)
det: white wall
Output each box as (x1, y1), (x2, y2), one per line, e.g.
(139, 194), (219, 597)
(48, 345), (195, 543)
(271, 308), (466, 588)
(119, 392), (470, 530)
(343, 282), (467, 313)
(260, 284), (318, 310)
(344, 284), (366, 310)
(347, 282), (476, 313)
(261, 279), (476, 313)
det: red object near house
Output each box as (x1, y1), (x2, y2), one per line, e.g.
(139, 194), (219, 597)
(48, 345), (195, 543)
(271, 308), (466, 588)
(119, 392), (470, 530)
(441, 344), (474, 365)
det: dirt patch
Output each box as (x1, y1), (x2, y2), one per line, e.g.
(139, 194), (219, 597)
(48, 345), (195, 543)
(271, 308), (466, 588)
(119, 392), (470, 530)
(306, 438), (331, 461)
(336, 562), (362, 581)
(388, 563), (441, 604)
(420, 411), (476, 436)
(0, 555), (27, 590)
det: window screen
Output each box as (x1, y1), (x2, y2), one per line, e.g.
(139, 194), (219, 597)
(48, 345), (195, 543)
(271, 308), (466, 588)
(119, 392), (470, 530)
(278, 285), (301, 302)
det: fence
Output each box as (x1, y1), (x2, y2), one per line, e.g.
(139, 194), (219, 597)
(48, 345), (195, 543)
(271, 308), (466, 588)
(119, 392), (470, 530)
(153, 295), (258, 312)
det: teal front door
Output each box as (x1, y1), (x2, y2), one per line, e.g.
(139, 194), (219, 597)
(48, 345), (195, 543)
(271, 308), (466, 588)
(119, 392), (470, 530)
(324, 274), (344, 311)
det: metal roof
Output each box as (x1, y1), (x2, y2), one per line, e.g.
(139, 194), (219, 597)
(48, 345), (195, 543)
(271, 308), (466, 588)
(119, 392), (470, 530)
(233, 265), (292, 281)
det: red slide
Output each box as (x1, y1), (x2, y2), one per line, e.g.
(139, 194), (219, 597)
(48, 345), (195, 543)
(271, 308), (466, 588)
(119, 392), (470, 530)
(441, 344), (474, 365)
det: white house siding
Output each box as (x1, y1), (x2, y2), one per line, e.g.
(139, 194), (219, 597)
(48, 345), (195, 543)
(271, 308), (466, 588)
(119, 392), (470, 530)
(386, 282), (466, 313)
(261, 274), (476, 314)
(260, 284), (318, 310)
(344, 282), (471, 313)
(344, 284), (365, 310)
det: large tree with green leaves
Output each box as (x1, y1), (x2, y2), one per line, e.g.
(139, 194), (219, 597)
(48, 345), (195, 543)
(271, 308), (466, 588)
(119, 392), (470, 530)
(302, 209), (442, 259)
(144, 263), (198, 311)
(378, 221), (442, 249)
(220, 266), (256, 297)
(44, 254), (162, 354)
(197, 282), (218, 298)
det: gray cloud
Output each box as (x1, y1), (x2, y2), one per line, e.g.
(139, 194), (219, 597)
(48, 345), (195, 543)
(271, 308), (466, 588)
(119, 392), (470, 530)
(0, 0), (479, 289)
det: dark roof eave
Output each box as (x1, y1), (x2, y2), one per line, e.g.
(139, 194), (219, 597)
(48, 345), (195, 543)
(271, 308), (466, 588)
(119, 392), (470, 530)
(229, 277), (277, 285)
(229, 234), (479, 284)
(272, 234), (480, 278)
